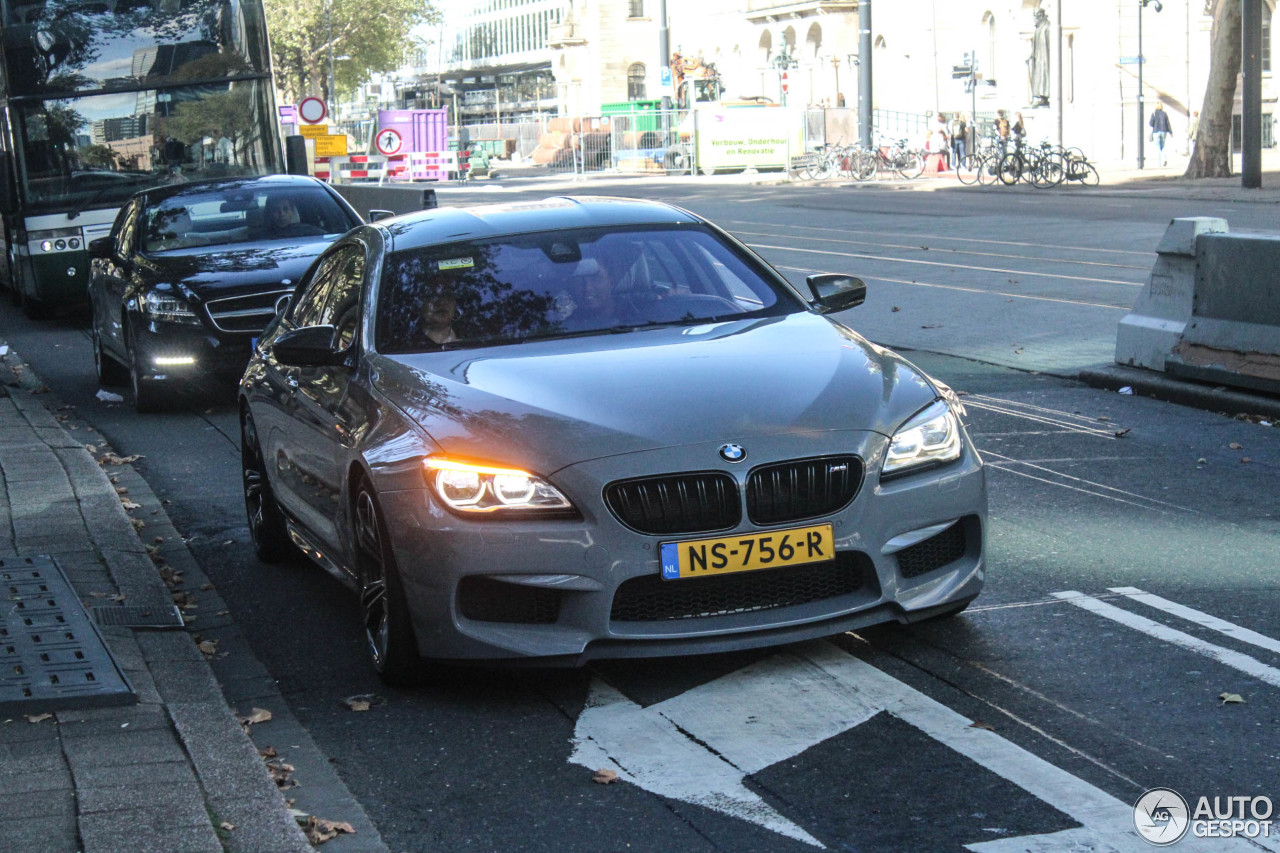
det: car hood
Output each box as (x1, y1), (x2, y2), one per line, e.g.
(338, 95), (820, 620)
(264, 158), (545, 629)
(374, 312), (941, 474)
(142, 239), (333, 301)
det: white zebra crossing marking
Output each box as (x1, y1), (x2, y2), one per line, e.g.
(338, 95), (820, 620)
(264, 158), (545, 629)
(570, 639), (1262, 851)
(1052, 591), (1280, 688)
(1108, 587), (1280, 656)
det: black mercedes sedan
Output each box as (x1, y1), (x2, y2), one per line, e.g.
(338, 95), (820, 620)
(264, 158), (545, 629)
(88, 175), (362, 412)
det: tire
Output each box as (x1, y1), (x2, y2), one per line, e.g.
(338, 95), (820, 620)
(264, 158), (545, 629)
(895, 151), (924, 180)
(853, 150), (877, 181)
(809, 156), (834, 181)
(241, 408), (295, 563)
(663, 146), (690, 175)
(997, 152), (1023, 185)
(1029, 155), (1063, 189)
(354, 479), (426, 686)
(955, 154), (980, 185)
(977, 154), (1001, 186)
(128, 336), (165, 413)
(1079, 162), (1100, 187)
(92, 325), (129, 386)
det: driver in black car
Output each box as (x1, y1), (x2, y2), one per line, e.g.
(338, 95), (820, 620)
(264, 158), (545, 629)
(264, 195), (324, 238)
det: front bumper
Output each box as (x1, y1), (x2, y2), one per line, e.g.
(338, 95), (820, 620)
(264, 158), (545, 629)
(377, 430), (987, 665)
(130, 316), (254, 383)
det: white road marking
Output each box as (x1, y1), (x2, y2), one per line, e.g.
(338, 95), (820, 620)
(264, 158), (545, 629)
(1052, 592), (1280, 688)
(963, 396), (1121, 438)
(749, 241), (1138, 287)
(771, 266), (1131, 311)
(570, 640), (1258, 851)
(723, 219), (1153, 258)
(1108, 587), (1280, 656)
(981, 451), (1201, 515)
(730, 229), (1150, 272)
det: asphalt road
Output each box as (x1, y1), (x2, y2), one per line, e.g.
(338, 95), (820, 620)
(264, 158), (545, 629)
(3, 181), (1277, 852)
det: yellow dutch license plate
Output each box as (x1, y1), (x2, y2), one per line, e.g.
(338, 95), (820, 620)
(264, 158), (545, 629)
(659, 523), (835, 581)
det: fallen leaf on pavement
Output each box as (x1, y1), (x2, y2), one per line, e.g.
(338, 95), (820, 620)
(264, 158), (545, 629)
(1229, 442), (1243, 450)
(1219, 693), (1245, 705)
(891, 306), (900, 312)
(121, 499), (141, 511)
(130, 518), (145, 531)
(238, 707), (273, 725)
(968, 720), (996, 731)
(259, 746), (278, 758)
(341, 694), (385, 712)
(25, 713), (53, 724)
(592, 768), (619, 784)
(98, 453), (142, 466)
(220, 821), (235, 832)
(1097, 416), (1112, 422)
(304, 817), (356, 844)
(1241, 457), (1251, 463)
(197, 639), (218, 657)
(1114, 428), (1131, 438)
(199, 583), (214, 591)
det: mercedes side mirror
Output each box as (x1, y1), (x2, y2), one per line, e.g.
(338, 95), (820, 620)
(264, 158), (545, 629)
(807, 274), (867, 313)
(272, 324), (346, 367)
(88, 236), (116, 261)
(369, 209), (395, 222)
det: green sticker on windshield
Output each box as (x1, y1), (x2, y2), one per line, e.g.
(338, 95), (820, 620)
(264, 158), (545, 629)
(438, 257), (474, 270)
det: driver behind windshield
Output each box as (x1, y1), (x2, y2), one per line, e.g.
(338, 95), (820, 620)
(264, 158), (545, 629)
(264, 195), (324, 238)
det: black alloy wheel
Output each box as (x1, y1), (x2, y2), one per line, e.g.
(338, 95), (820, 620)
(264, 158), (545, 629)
(92, 324), (128, 386)
(241, 409), (295, 562)
(354, 480), (425, 686)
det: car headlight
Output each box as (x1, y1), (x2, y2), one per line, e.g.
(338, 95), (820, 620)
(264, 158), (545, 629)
(143, 291), (200, 325)
(424, 458), (574, 515)
(882, 400), (962, 478)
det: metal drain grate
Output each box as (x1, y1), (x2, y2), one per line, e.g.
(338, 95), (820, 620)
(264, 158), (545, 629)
(91, 605), (185, 629)
(0, 556), (137, 714)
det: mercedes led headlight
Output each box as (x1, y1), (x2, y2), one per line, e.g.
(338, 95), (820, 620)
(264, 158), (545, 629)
(142, 291), (200, 325)
(424, 458), (574, 515)
(882, 400), (962, 478)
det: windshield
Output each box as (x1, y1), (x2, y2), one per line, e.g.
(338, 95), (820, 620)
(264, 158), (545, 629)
(2, 0), (270, 97)
(14, 81), (282, 212)
(142, 185), (355, 252)
(375, 225), (800, 354)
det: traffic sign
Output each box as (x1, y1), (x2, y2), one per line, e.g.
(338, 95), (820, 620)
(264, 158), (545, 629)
(298, 96), (327, 124)
(298, 124), (329, 138)
(781, 71), (789, 93)
(1118, 56), (1145, 64)
(314, 134), (348, 157)
(952, 65), (973, 79)
(374, 128), (403, 156)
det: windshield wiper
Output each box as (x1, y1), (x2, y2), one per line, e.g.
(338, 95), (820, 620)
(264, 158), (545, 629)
(67, 176), (148, 220)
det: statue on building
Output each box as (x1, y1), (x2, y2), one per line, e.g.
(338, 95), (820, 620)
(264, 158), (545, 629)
(1027, 7), (1050, 107)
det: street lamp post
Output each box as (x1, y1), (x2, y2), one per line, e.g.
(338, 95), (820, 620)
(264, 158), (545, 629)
(326, 0), (335, 111)
(1137, 0), (1162, 170)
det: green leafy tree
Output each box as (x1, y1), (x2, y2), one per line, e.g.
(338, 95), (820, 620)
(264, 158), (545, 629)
(162, 89), (255, 163)
(263, 0), (439, 105)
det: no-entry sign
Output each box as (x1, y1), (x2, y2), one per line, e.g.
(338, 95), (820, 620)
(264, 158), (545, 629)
(298, 97), (327, 124)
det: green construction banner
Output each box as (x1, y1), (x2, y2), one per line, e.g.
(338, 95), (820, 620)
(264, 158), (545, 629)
(694, 107), (804, 172)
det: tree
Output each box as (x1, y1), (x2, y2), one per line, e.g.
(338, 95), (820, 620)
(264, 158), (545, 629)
(1184, 0), (1240, 178)
(263, 0), (439, 105)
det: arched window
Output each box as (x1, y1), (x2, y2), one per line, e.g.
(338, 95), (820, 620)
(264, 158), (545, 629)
(806, 23), (822, 58)
(759, 30), (773, 65)
(628, 62), (646, 100)
(783, 26), (797, 55)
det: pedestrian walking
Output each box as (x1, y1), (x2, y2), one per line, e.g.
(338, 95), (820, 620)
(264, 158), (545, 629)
(1149, 102), (1172, 166)
(928, 113), (951, 168)
(1186, 110), (1199, 156)
(950, 112), (968, 165)
(1012, 112), (1026, 152)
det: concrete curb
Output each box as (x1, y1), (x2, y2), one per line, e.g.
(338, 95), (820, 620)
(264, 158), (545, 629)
(1077, 364), (1280, 420)
(0, 346), (316, 853)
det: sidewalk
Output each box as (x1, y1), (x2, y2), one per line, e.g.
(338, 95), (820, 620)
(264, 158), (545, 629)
(0, 347), (314, 853)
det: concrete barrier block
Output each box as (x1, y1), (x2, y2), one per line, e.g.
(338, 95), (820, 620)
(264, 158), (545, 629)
(1116, 217), (1228, 372)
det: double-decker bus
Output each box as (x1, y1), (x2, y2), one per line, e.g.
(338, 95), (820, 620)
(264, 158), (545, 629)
(0, 0), (285, 316)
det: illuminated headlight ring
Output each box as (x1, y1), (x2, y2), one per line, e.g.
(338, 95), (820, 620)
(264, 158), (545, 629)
(881, 399), (963, 479)
(424, 458), (575, 515)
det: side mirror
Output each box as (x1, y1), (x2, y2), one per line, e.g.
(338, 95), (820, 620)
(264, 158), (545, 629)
(284, 135), (309, 176)
(369, 209), (395, 222)
(88, 236), (114, 260)
(272, 324), (345, 367)
(421, 188), (437, 210)
(807, 274), (866, 313)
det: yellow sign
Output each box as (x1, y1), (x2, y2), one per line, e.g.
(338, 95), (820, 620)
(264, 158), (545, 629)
(314, 135), (348, 157)
(298, 124), (329, 138)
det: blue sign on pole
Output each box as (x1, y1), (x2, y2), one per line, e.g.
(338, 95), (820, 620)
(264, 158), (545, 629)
(1118, 56), (1145, 64)
(660, 66), (673, 88)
